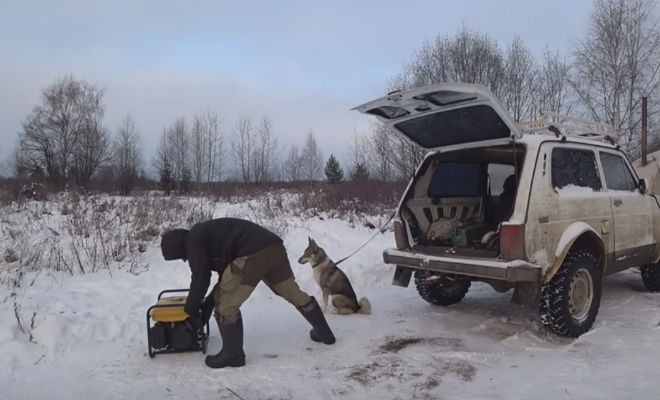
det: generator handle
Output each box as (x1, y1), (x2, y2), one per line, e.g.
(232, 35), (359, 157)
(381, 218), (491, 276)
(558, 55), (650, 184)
(157, 288), (190, 300)
(147, 306), (154, 357)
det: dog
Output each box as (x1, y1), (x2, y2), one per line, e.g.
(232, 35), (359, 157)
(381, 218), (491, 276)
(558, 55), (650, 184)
(297, 237), (371, 315)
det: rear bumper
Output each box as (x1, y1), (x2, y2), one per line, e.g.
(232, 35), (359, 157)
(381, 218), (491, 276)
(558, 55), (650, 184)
(383, 248), (541, 282)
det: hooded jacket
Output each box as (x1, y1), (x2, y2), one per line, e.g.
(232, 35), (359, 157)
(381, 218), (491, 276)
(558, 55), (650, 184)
(161, 218), (282, 316)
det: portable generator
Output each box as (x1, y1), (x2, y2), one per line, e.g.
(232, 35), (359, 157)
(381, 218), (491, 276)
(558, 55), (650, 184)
(146, 289), (209, 358)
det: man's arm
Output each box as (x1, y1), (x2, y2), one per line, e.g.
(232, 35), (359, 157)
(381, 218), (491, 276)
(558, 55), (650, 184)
(184, 230), (211, 317)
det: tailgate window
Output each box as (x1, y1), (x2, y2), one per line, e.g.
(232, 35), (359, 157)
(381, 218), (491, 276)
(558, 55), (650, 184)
(394, 105), (510, 149)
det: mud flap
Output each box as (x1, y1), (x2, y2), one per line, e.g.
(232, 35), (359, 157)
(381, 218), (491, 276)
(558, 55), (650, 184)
(511, 282), (540, 308)
(392, 266), (413, 287)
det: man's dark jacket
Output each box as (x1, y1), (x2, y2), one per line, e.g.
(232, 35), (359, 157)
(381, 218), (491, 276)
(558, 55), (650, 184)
(162, 218), (282, 316)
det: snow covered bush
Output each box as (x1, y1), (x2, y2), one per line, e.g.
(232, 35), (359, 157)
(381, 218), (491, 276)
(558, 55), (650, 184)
(0, 193), (215, 286)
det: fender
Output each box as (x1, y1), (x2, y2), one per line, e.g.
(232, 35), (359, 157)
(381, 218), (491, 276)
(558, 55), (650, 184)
(543, 222), (605, 283)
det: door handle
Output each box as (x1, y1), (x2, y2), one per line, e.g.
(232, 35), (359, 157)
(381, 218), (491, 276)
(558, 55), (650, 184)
(613, 199), (622, 207)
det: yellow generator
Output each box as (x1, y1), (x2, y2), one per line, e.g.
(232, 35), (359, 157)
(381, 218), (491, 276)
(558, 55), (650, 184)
(146, 289), (209, 358)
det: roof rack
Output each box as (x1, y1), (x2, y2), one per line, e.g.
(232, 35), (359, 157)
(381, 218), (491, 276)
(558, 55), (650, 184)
(518, 111), (618, 145)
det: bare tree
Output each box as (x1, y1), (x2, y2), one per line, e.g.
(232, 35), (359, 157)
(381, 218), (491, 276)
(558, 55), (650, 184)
(190, 111), (225, 185)
(300, 131), (323, 182)
(448, 26), (506, 96)
(404, 26), (505, 93)
(7, 142), (33, 178)
(347, 129), (369, 179)
(204, 111), (223, 184)
(113, 115), (142, 195)
(283, 145), (302, 181)
(571, 0), (660, 155)
(231, 116), (255, 183)
(71, 87), (109, 187)
(190, 115), (206, 185)
(170, 118), (190, 192)
(534, 47), (573, 116)
(152, 118), (189, 193)
(366, 123), (393, 182)
(153, 127), (174, 194)
(391, 135), (426, 181)
(18, 75), (108, 187)
(503, 36), (536, 121)
(252, 116), (279, 184)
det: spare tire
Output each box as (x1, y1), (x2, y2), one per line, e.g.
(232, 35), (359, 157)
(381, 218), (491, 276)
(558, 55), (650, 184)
(414, 271), (471, 306)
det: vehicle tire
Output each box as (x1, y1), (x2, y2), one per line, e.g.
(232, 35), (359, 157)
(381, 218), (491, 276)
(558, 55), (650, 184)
(414, 271), (471, 306)
(640, 263), (660, 292)
(540, 249), (602, 338)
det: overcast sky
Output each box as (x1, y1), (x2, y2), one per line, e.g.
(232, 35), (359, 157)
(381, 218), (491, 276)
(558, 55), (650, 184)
(0, 0), (594, 173)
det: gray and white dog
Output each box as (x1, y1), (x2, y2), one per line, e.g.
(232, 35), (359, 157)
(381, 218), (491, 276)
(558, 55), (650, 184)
(298, 237), (371, 315)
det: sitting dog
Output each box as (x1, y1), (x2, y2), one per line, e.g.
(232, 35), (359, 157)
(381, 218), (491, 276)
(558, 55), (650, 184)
(297, 237), (371, 315)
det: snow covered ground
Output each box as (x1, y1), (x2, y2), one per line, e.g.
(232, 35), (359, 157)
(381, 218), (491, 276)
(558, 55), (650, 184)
(1, 204), (659, 400)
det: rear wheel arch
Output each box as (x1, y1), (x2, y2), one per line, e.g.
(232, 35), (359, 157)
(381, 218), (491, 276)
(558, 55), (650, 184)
(544, 224), (605, 284)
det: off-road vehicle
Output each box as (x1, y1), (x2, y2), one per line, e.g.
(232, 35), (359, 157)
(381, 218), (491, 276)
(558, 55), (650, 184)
(354, 83), (660, 337)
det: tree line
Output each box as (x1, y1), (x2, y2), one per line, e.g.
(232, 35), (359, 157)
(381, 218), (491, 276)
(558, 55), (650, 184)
(7, 0), (659, 192)
(366, 0), (659, 181)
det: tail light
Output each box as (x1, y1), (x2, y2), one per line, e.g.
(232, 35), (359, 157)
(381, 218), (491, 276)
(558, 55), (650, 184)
(393, 220), (408, 249)
(500, 223), (525, 260)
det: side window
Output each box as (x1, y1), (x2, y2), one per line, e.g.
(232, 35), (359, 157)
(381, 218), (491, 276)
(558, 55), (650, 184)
(599, 152), (637, 191)
(488, 164), (515, 196)
(551, 148), (602, 191)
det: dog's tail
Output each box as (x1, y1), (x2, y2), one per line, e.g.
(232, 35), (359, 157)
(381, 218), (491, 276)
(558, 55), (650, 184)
(357, 297), (371, 315)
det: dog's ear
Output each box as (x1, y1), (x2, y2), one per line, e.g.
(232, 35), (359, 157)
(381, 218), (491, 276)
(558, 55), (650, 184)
(308, 237), (318, 249)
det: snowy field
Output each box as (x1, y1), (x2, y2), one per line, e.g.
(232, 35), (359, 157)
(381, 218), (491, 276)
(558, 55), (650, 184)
(1, 199), (659, 400)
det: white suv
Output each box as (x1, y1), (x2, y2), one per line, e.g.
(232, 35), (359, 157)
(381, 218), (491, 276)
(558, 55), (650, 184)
(355, 83), (660, 337)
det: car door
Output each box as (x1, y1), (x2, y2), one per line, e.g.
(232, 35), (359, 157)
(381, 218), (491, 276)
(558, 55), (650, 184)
(598, 150), (656, 273)
(353, 83), (521, 152)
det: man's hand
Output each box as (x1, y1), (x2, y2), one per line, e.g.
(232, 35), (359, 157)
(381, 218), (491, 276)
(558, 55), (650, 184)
(185, 313), (204, 331)
(185, 298), (213, 331)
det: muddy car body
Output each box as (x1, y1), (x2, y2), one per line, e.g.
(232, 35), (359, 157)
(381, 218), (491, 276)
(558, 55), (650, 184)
(355, 83), (660, 337)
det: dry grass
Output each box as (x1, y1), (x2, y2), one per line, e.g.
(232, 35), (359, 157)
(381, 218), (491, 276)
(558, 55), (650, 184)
(0, 192), (215, 286)
(0, 180), (403, 286)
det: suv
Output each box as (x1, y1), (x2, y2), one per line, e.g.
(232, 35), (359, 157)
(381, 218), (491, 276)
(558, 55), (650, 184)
(354, 83), (660, 337)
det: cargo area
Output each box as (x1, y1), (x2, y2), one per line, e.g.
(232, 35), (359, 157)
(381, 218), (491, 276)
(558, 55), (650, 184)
(398, 144), (525, 257)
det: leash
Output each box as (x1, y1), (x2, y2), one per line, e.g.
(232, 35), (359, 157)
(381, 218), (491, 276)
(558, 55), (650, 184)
(335, 212), (395, 265)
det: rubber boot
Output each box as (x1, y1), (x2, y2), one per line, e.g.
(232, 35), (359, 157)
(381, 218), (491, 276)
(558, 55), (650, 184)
(297, 297), (336, 345)
(204, 312), (246, 368)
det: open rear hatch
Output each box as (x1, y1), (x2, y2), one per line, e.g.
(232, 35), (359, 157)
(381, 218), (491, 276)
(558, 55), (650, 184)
(353, 83), (521, 151)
